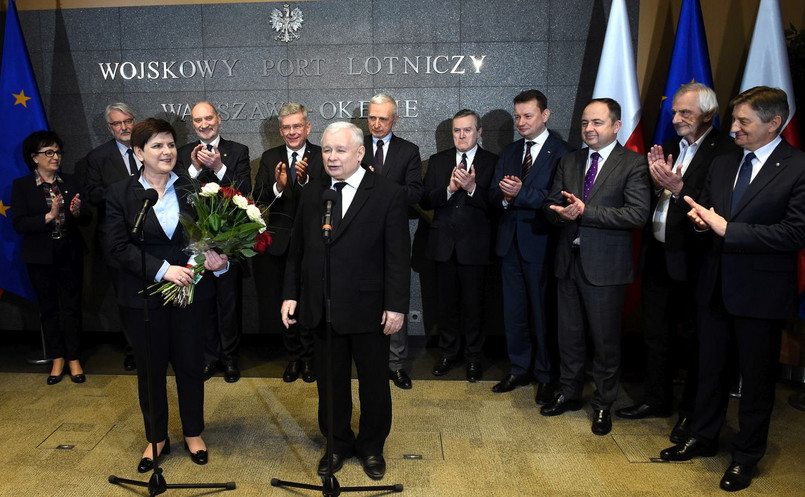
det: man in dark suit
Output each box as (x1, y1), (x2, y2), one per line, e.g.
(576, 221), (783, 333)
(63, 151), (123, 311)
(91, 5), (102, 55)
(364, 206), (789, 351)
(489, 89), (572, 400)
(660, 86), (805, 492)
(363, 93), (423, 390)
(281, 122), (410, 480)
(420, 109), (498, 382)
(616, 84), (737, 443)
(253, 103), (324, 384)
(84, 102), (140, 371)
(174, 101), (251, 383)
(541, 98), (651, 437)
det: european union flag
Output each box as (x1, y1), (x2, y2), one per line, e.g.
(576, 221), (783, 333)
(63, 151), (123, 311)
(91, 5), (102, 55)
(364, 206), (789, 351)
(0, 0), (48, 300)
(652, 0), (715, 145)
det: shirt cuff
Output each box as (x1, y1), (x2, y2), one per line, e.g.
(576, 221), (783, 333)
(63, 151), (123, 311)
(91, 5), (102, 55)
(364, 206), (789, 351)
(155, 261), (170, 282)
(213, 261), (230, 277)
(215, 164), (227, 181)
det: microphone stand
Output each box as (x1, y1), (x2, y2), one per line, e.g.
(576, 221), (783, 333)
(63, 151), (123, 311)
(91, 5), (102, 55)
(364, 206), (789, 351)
(109, 209), (235, 496)
(271, 223), (402, 496)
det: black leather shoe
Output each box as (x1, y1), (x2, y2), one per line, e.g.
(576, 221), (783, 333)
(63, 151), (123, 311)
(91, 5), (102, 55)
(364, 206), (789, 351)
(70, 373), (86, 384)
(535, 382), (557, 405)
(47, 373), (64, 385)
(138, 438), (170, 473)
(223, 361), (240, 383)
(669, 416), (692, 444)
(202, 361), (220, 381)
(361, 454), (386, 480)
(184, 442), (208, 465)
(283, 361), (301, 383)
(720, 461), (755, 492)
(591, 409), (612, 436)
(466, 362), (482, 382)
(317, 452), (345, 476)
(660, 437), (717, 461)
(301, 361), (316, 383)
(491, 374), (530, 393)
(123, 354), (137, 371)
(432, 357), (455, 376)
(615, 403), (671, 419)
(389, 369), (412, 390)
(540, 394), (583, 416)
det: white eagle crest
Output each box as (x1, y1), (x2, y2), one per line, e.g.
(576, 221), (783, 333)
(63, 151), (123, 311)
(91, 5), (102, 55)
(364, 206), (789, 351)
(270, 4), (303, 43)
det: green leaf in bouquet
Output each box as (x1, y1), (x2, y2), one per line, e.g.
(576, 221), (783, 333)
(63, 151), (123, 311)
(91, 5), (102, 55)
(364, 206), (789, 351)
(208, 213), (221, 232)
(240, 248), (257, 258)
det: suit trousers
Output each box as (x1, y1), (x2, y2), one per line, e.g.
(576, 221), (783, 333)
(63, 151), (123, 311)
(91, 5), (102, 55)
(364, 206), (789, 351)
(125, 301), (208, 442)
(640, 238), (699, 413)
(501, 240), (555, 382)
(693, 301), (782, 465)
(388, 321), (409, 371)
(203, 263), (243, 365)
(557, 250), (626, 410)
(435, 255), (486, 362)
(315, 327), (392, 457)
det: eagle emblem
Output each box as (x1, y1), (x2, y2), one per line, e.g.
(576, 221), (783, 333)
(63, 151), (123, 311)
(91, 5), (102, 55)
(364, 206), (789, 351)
(270, 4), (303, 43)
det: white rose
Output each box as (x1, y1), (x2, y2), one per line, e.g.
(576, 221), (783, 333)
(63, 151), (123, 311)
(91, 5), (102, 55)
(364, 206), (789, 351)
(200, 182), (220, 197)
(232, 194), (249, 209)
(246, 204), (264, 224)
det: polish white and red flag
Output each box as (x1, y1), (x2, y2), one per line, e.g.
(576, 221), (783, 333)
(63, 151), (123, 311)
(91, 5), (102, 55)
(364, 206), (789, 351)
(592, 0), (645, 154)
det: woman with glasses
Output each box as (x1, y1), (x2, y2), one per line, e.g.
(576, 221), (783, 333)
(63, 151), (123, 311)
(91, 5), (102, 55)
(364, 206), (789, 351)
(11, 130), (90, 385)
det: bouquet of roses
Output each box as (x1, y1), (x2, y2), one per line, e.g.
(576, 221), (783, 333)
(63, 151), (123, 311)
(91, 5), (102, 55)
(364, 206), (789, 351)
(150, 182), (272, 307)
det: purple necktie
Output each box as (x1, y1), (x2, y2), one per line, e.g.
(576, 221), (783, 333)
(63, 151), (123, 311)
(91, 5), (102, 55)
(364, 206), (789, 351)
(374, 140), (384, 172)
(521, 141), (534, 179)
(583, 152), (600, 201)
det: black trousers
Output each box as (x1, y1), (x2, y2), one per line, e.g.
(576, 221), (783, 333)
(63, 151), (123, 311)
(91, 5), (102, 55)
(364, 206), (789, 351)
(314, 327), (391, 457)
(204, 263), (243, 364)
(435, 255), (486, 362)
(125, 300), (208, 442)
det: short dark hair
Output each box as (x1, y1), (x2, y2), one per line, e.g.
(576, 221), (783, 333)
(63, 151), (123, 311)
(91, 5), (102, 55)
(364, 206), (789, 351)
(22, 130), (63, 171)
(513, 89), (548, 112)
(452, 109), (481, 129)
(587, 98), (621, 122)
(730, 86), (789, 135)
(131, 118), (177, 150)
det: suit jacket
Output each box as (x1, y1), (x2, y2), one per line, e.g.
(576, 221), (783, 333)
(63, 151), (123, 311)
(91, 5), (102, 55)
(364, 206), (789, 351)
(545, 143), (651, 286)
(363, 134), (424, 206)
(696, 139), (805, 319)
(175, 137), (252, 194)
(253, 141), (325, 256)
(11, 172), (89, 265)
(84, 139), (131, 230)
(490, 132), (573, 262)
(420, 146), (498, 264)
(283, 171), (410, 334)
(642, 129), (738, 281)
(105, 174), (215, 309)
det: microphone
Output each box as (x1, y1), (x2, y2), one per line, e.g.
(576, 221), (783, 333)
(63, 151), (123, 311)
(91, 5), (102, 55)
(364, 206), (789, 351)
(131, 189), (159, 236)
(321, 188), (338, 240)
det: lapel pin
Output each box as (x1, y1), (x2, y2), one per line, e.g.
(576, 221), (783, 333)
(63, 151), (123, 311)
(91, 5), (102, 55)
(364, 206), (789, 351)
(776, 162), (780, 167)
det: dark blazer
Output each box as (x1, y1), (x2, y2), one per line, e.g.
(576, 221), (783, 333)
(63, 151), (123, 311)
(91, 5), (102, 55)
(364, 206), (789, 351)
(11, 173), (89, 265)
(420, 146), (498, 264)
(642, 128), (738, 281)
(105, 174), (215, 309)
(363, 134), (424, 206)
(490, 132), (573, 262)
(253, 141), (325, 256)
(696, 139), (805, 319)
(283, 171), (410, 334)
(84, 139), (131, 229)
(175, 137), (252, 194)
(545, 143), (651, 286)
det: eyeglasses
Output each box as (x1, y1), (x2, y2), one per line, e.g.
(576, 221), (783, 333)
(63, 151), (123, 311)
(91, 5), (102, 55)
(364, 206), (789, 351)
(35, 150), (64, 157)
(280, 123), (306, 133)
(108, 118), (135, 128)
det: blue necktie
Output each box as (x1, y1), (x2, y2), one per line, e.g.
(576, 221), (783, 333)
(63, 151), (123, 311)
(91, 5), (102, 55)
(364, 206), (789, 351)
(290, 151), (298, 183)
(731, 152), (755, 212)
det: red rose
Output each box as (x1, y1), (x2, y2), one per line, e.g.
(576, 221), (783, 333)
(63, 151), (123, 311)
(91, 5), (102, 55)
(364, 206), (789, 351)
(253, 232), (273, 253)
(220, 186), (242, 198)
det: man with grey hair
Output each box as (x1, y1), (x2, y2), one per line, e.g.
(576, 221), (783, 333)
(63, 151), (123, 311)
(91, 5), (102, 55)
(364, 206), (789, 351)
(282, 121), (409, 480)
(85, 102), (140, 371)
(363, 92), (423, 390)
(616, 84), (737, 444)
(254, 102), (324, 384)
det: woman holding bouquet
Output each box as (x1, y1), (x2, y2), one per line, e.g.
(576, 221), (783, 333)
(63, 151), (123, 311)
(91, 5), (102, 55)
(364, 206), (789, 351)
(105, 118), (228, 472)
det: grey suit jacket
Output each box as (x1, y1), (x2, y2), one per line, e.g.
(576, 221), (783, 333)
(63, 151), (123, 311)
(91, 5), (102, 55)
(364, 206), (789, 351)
(545, 143), (651, 286)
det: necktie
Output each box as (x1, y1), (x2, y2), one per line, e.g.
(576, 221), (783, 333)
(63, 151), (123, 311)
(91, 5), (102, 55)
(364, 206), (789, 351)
(206, 144), (213, 152)
(521, 141), (535, 179)
(126, 149), (137, 176)
(374, 140), (384, 173)
(289, 151), (298, 183)
(459, 153), (468, 171)
(332, 182), (347, 232)
(731, 152), (755, 212)
(583, 152), (600, 201)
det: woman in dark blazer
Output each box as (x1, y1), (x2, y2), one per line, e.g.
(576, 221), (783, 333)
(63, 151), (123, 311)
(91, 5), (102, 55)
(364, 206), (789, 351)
(11, 131), (89, 385)
(105, 118), (227, 473)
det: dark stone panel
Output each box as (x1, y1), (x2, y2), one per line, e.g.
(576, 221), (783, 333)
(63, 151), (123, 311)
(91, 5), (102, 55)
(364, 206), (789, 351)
(548, 0), (597, 41)
(547, 84), (585, 144)
(286, 44), (375, 90)
(115, 50), (208, 93)
(119, 5), (203, 50)
(458, 42), (548, 88)
(289, 87), (377, 134)
(368, 87), (460, 136)
(460, 0), (549, 42)
(201, 3), (279, 48)
(547, 40), (585, 87)
(202, 47), (289, 91)
(40, 49), (123, 96)
(370, 43), (463, 89)
(37, 7), (120, 53)
(373, 0), (461, 43)
(18, 10), (42, 53)
(268, 0), (373, 46)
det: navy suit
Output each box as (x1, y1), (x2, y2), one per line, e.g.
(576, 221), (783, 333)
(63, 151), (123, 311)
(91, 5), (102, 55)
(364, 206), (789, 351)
(85, 139), (132, 265)
(490, 132), (572, 382)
